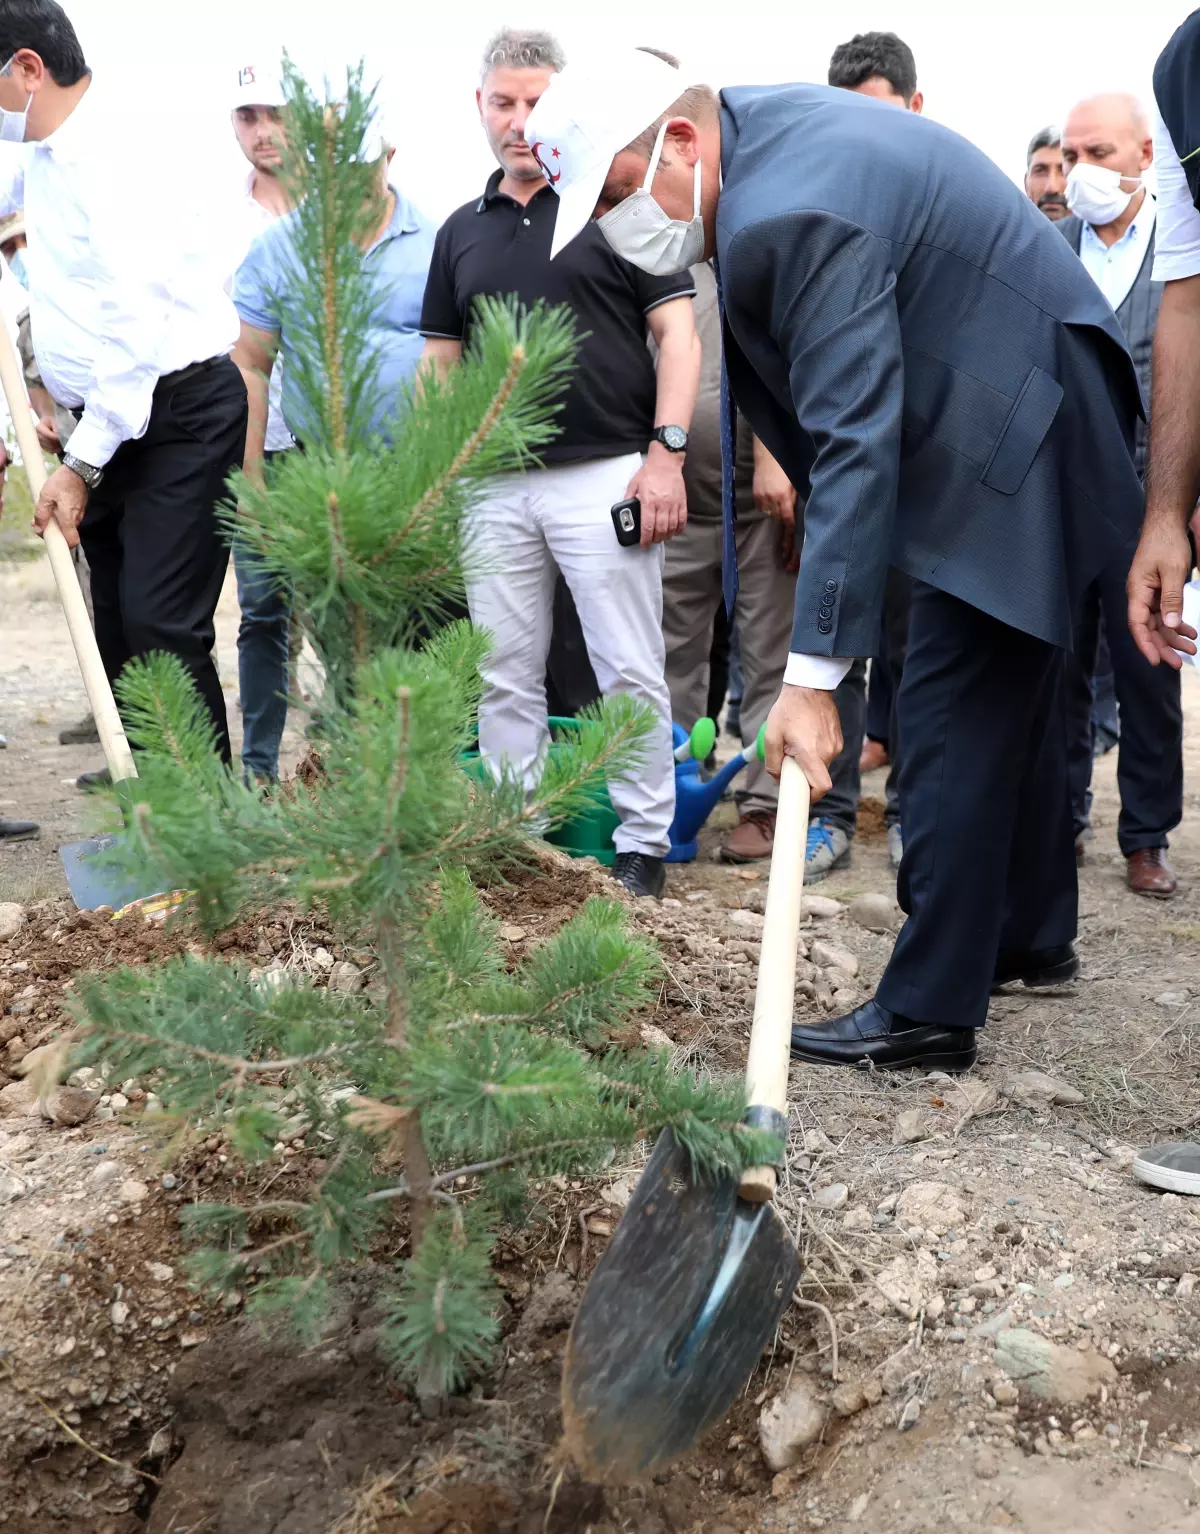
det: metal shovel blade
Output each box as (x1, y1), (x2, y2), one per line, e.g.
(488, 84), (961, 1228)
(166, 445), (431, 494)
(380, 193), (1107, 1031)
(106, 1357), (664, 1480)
(59, 832), (168, 913)
(562, 1127), (801, 1483)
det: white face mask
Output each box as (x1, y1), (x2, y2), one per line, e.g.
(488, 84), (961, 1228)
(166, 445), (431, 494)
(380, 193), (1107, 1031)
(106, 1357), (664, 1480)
(1065, 161), (1140, 227)
(0, 54), (31, 144)
(598, 120), (704, 276)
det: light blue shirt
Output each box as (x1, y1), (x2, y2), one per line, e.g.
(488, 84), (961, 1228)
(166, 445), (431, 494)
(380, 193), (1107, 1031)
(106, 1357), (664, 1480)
(1078, 194), (1157, 312)
(233, 186), (436, 444)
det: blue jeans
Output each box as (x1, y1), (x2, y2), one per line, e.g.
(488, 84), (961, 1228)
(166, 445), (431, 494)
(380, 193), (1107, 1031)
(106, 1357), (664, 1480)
(234, 543), (290, 782)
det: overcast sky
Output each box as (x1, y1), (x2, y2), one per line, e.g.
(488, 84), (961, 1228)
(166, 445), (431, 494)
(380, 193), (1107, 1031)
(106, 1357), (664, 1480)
(57, 0), (1186, 224)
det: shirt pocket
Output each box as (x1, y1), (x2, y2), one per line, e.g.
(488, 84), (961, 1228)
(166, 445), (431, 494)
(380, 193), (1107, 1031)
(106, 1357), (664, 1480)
(979, 365), (1063, 496)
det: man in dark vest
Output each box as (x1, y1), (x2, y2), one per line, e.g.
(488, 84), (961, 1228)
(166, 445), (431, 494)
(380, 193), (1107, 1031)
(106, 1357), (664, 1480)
(1057, 93), (1183, 898)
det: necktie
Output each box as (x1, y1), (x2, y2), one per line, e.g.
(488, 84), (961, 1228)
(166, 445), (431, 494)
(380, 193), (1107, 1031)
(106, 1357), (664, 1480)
(713, 257), (739, 616)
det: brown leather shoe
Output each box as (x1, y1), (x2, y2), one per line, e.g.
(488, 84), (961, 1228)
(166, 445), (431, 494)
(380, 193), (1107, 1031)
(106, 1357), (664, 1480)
(860, 738), (889, 773)
(721, 810), (776, 863)
(1126, 847), (1178, 899)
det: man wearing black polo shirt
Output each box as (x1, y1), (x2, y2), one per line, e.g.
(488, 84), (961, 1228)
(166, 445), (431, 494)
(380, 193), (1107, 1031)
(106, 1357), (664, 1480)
(421, 28), (700, 899)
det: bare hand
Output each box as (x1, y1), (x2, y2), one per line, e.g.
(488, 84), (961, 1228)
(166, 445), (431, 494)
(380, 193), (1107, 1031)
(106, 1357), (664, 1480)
(627, 446), (687, 547)
(1127, 519), (1197, 668)
(764, 683), (843, 800)
(32, 463), (90, 549)
(753, 451), (797, 526)
(35, 415), (62, 454)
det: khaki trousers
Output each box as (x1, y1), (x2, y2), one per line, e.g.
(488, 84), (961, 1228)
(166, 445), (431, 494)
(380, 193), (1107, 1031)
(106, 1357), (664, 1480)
(662, 510), (796, 815)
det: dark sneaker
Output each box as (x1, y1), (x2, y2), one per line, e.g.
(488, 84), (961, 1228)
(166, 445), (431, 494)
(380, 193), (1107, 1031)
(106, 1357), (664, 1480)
(612, 852), (666, 899)
(1132, 1143), (1200, 1195)
(75, 767), (112, 791)
(0, 817), (39, 842)
(59, 712), (100, 746)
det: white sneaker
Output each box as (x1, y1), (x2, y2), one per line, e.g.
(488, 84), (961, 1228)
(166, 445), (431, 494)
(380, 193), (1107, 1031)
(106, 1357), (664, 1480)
(1132, 1143), (1200, 1195)
(888, 823), (904, 870)
(805, 819), (851, 883)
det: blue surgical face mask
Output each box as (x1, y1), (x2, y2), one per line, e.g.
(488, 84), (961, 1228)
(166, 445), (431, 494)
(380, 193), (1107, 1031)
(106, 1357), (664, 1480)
(7, 248), (27, 286)
(0, 53), (32, 144)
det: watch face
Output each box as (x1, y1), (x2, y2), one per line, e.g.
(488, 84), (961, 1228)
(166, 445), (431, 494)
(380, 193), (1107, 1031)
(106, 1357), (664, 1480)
(659, 425), (688, 451)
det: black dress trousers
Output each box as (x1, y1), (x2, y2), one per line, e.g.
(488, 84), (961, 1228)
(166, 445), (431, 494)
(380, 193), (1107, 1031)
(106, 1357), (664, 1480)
(1064, 537), (1183, 856)
(875, 582), (1077, 1031)
(79, 358), (248, 764)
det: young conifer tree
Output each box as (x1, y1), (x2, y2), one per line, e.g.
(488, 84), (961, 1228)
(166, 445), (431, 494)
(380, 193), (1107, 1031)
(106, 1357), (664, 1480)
(68, 61), (779, 1404)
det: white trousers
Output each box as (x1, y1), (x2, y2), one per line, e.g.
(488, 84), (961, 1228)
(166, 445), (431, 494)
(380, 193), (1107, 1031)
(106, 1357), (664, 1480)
(465, 453), (676, 857)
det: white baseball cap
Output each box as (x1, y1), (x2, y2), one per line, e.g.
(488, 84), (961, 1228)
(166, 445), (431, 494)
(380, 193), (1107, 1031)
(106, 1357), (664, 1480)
(232, 59), (285, 111)
(524, 49), (688, 258)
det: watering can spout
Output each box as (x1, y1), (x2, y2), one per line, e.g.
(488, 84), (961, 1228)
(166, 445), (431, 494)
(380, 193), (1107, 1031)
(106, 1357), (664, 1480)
(667, 723), (767, 861)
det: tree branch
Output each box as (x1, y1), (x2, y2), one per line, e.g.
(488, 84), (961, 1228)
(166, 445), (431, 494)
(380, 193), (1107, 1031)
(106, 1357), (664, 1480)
(368, 344), (526, 568)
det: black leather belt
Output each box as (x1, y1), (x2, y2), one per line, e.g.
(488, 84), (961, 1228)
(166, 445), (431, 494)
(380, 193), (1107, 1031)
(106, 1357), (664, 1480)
(156, 355), (228, 393)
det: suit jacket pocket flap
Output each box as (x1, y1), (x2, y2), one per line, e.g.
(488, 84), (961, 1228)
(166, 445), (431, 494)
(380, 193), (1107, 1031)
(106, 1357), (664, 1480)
(980, 366), (1063, 495)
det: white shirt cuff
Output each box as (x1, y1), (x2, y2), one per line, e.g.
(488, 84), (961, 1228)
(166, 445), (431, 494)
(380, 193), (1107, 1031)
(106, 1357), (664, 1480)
(784, 652), (854, 689)
(66, 413), (124, 471)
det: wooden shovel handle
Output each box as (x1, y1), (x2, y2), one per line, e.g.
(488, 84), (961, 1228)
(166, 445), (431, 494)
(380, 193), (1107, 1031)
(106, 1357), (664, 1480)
(739, 753), (810, 1204)
(0, 320), (136, 784)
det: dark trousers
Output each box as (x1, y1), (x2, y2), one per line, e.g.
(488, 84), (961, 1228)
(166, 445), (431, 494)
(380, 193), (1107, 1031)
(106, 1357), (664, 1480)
(1065, 546), (1183, 855)
(865, 632), (893, 746)
(822, 567), (911, 833)
(79, 358), (248, 765)
(876, 583), (1077, 1031)
(545, 574), (602, 717)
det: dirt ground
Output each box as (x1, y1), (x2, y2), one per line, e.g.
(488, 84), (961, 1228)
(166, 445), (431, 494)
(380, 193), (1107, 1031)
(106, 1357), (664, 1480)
(3, 540), (1200, 1534)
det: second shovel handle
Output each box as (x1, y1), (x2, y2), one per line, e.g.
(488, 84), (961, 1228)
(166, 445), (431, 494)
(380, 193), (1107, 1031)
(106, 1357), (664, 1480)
(738, 753), (810, 1203)
(0, 320), (136, 785)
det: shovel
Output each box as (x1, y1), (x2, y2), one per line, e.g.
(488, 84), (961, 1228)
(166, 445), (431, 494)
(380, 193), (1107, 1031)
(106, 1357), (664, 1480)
(0, 320), (166, 912)
(562, 753), (810, 1482)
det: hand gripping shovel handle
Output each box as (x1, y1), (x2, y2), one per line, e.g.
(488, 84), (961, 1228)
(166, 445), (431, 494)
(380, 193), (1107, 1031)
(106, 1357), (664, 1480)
(0, 321), (136, 784)
(738, 753), (810, 1204)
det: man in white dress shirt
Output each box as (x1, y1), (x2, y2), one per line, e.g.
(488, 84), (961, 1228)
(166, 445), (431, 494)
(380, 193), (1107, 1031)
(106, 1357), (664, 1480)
(0, 0), (246, 764)
(227, 57), (296, 783)
(1056, 93), (1182, 900)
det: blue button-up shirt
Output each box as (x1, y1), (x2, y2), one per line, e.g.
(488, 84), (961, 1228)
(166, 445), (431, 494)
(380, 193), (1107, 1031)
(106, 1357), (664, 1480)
(233, 186), (435, 443)
(1078, 194), (1157, 313)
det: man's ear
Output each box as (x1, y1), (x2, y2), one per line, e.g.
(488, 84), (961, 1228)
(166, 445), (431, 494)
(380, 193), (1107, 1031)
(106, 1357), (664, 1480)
(909, 90), (924, 116)
(665, 116), (701, 167)
(12, 49), (47, 92)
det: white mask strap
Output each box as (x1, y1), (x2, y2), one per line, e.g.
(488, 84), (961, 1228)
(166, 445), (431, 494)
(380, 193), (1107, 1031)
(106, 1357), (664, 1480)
(642, 119), (670, 190)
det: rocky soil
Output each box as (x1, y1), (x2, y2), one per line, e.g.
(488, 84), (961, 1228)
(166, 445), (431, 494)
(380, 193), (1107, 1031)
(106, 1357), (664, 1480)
(3, 549), (1200, 1532)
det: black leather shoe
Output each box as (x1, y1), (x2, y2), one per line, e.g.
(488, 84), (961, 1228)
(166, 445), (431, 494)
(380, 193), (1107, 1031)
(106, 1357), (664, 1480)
(612, 852), (666, 899)
(791, 998), (977, 1072)
(0, 817), (39, 842)
(990, 943), (1078, 993)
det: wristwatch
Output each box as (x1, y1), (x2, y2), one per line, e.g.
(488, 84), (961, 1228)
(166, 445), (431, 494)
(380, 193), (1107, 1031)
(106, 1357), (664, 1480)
(651, 424), (688, 453)
(62, 452), (103, 490)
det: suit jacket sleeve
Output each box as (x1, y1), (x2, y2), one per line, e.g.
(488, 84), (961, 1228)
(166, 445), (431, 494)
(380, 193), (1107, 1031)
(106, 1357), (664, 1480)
(727, 213), (903, 658)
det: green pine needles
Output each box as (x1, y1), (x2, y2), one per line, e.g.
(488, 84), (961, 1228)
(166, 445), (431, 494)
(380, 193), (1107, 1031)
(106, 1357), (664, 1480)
(68, 63), (778, 1406)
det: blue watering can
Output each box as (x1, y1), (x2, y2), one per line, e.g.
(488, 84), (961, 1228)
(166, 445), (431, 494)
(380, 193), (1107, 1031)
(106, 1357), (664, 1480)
(666, 719), (767, 864)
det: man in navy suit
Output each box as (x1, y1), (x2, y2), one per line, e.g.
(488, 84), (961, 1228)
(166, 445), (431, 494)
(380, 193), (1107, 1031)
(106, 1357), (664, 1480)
(526, 51), (1146, 1072)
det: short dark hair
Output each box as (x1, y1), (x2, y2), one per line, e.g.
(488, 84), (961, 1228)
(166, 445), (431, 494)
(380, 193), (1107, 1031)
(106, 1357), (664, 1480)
(0, 0), (88, 86)
(828, 31), (917, 103)
(1026, 125), (1060, 169)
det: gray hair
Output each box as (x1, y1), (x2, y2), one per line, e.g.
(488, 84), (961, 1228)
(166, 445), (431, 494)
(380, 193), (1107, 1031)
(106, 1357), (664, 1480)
(1026, 125), (1060, 169)
(480, 28), (565, 83)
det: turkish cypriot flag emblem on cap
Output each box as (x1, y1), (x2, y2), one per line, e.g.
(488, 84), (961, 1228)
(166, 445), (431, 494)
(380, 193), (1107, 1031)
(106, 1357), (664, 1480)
(525, 50), (688, 258)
